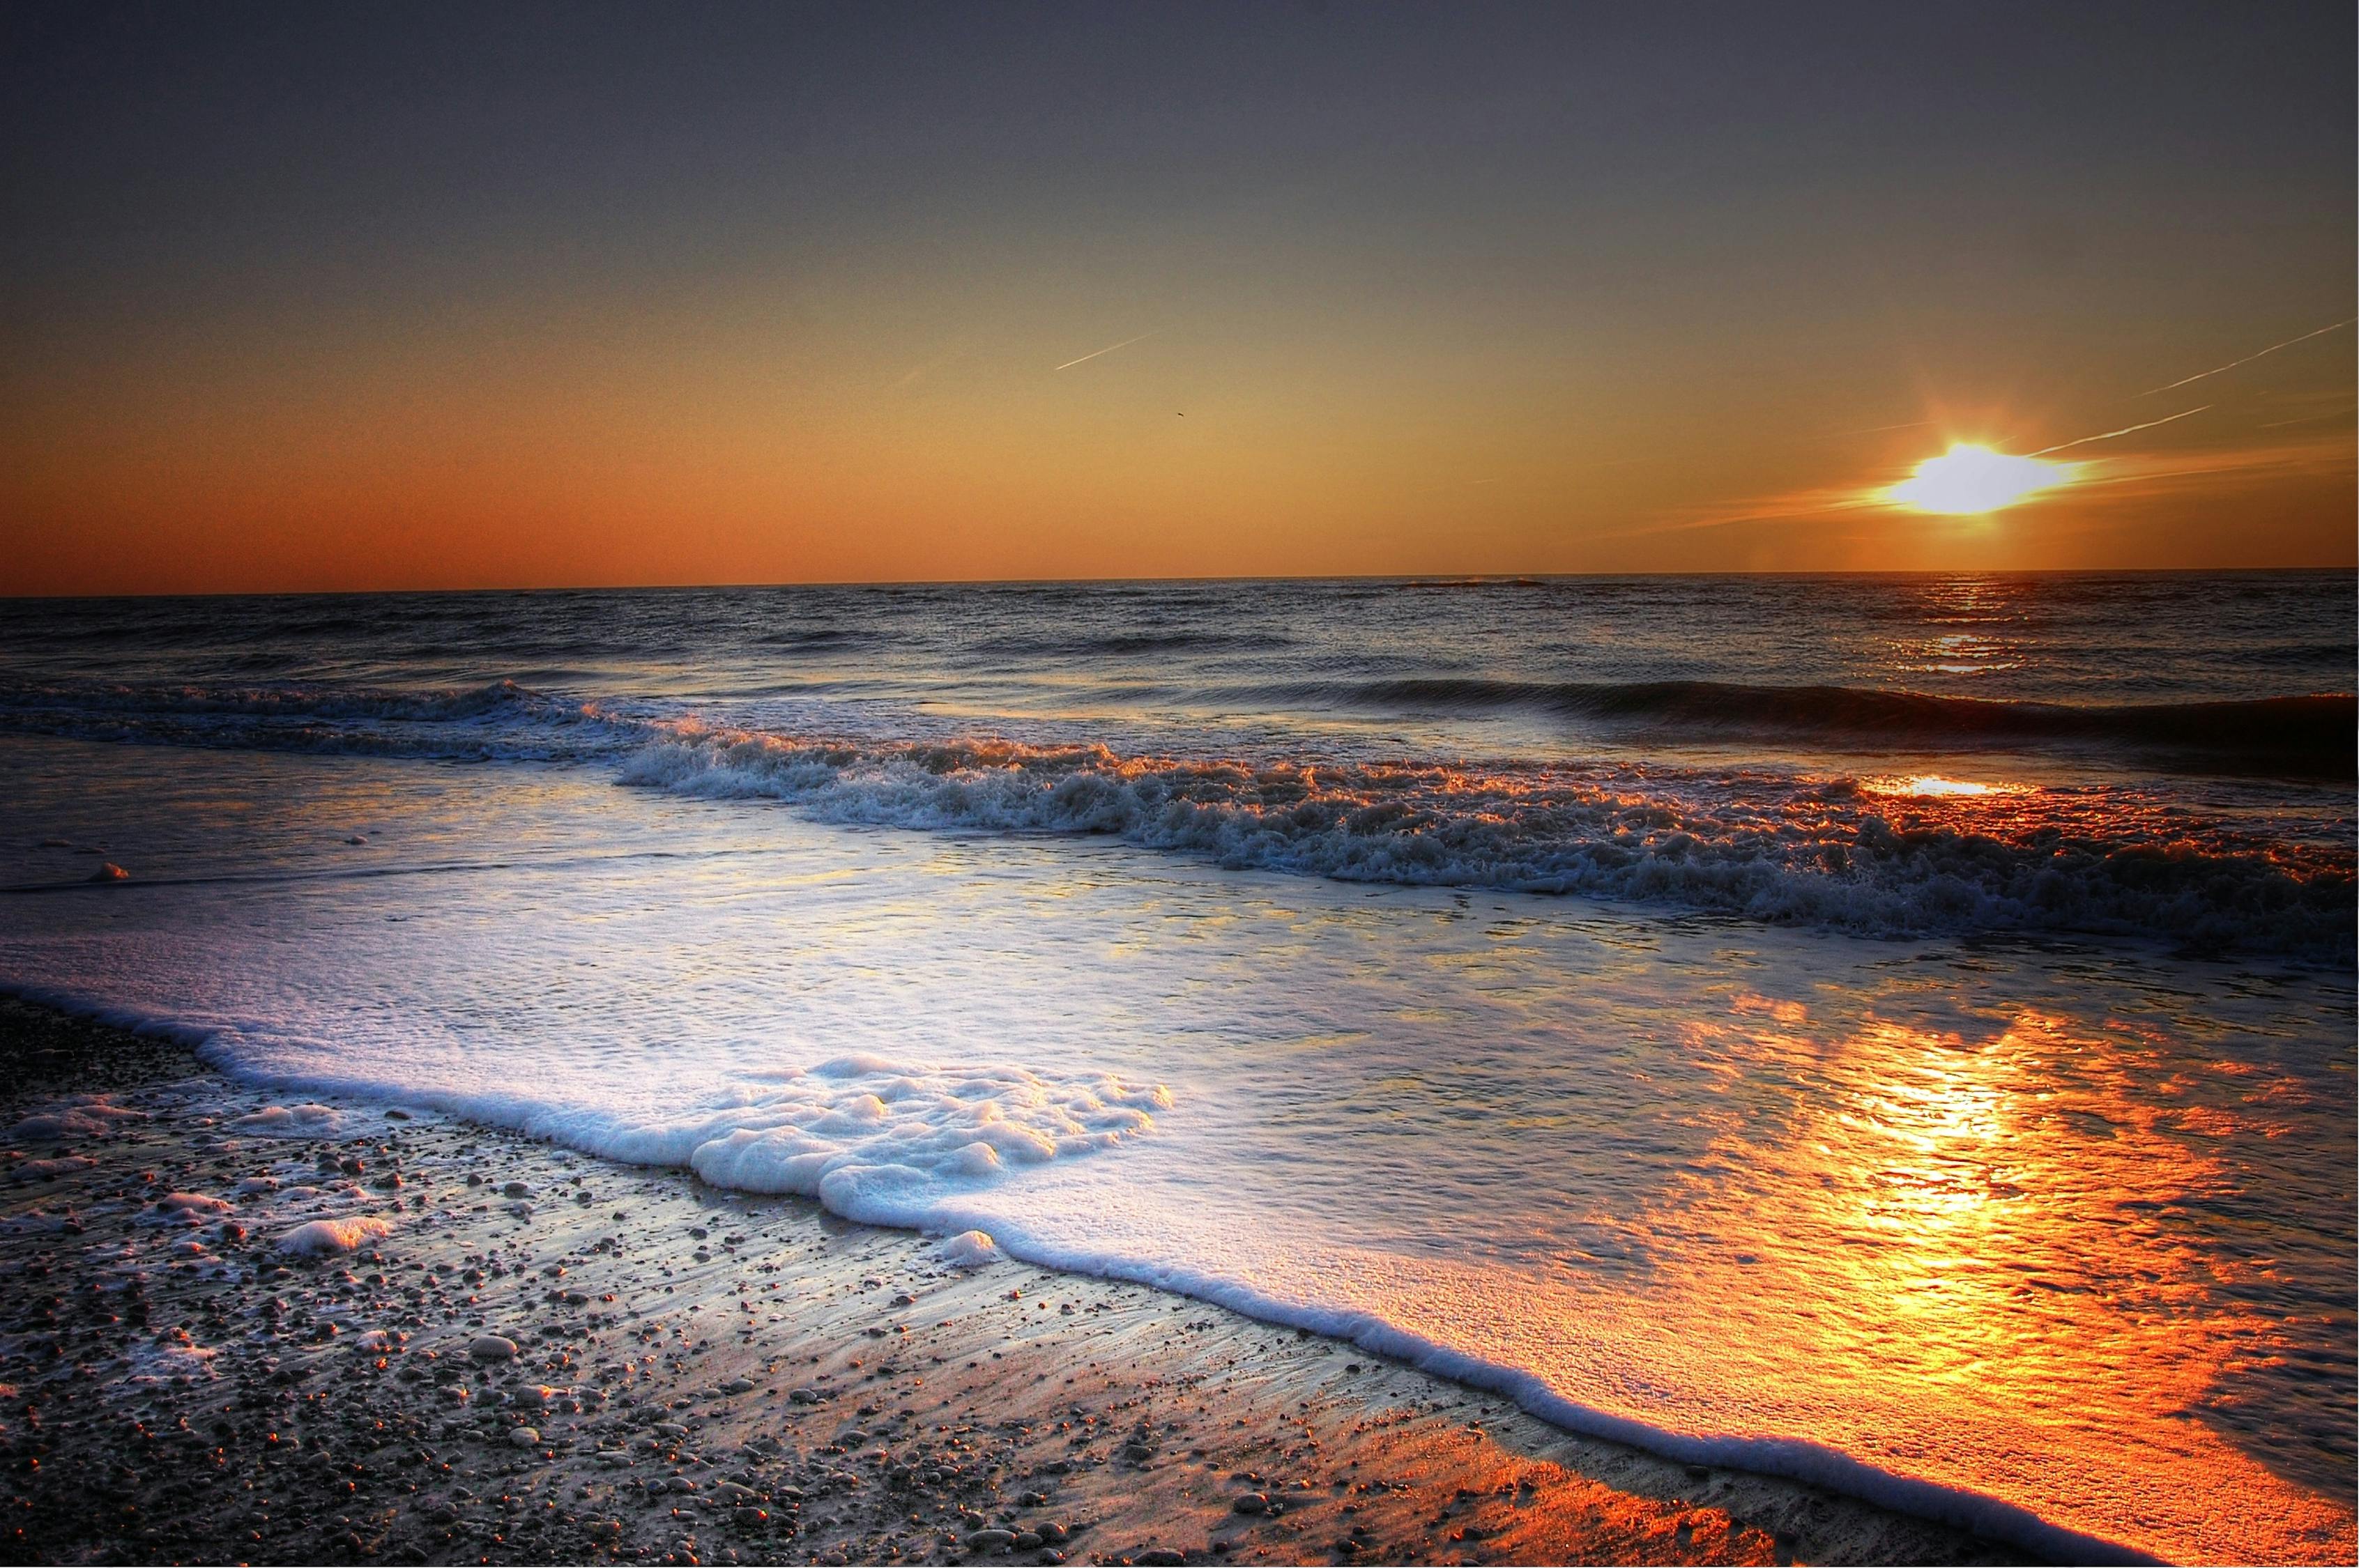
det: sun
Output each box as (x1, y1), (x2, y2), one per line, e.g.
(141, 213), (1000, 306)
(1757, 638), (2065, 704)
(1886, 444), (2077, 515)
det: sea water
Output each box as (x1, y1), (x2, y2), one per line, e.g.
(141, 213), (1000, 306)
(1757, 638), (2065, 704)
(1, 574), (2351, 1561)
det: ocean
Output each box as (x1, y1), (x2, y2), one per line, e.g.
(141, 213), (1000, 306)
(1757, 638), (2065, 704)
(1, 572), (2351, 1562)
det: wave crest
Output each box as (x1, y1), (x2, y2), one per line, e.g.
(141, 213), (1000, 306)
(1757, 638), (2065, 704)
(619, 721), (2353, 956)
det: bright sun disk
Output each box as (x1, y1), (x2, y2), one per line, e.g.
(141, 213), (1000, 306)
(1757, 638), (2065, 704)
(1887, 443), (2077, 515)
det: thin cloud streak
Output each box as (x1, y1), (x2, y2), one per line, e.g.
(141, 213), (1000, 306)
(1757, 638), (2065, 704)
(1053, 329), (1165, 371)
(2137, 317), (2356, 397)
(2031, 405), (2210, 456)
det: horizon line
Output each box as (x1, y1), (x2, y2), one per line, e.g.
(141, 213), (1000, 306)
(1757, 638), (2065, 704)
(5, 562), (2355, 603)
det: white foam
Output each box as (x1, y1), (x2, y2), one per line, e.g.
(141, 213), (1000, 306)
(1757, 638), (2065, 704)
(142, 1192), (233, 1225)
(124, 1339), (218, 1385)
(1, 1209), (72, 1234)
(277, 1215), (394, 1255)
(8, 1096), (148, 1141)
(662, 1058), (1168, 1227)
(9, 1155), (94, 1181)
(936, 1229), (999, 1268)
(231, 1103), (344, 1137)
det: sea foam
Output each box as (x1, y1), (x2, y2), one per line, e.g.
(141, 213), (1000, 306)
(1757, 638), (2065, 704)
(594, 1057), (1168, 1227)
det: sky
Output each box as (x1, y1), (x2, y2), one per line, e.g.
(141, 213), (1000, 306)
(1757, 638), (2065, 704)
(3, 1), (2353, 593)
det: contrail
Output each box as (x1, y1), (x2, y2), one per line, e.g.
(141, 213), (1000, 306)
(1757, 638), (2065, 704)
(1054, 329), (1164, 371)
(2137, 317), (2355, 397)
(1832, 419), (1932, 436)
(2029, 404), (2210, 456)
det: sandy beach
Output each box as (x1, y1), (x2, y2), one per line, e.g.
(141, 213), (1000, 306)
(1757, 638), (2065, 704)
(0, 997), (2022, 1567)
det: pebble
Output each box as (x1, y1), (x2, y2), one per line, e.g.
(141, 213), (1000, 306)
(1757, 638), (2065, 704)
(510, 1427), (542, 1448)
(468, 1334), (519, 1361)
(1232, 1492), (1269, 1514)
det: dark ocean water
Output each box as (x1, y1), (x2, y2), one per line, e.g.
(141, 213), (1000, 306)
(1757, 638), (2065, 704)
(3, 572), (2351, 955)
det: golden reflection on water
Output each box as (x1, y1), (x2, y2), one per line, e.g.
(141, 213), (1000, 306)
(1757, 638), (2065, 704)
(1648, 997), (2354, 1562)
(1858, 774), (2029, 799)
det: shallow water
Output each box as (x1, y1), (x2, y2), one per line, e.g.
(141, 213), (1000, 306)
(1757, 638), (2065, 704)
(1, 575), (2352, 1561)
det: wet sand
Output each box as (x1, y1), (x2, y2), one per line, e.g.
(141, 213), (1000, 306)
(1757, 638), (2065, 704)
(0, 998), (2023, 1567)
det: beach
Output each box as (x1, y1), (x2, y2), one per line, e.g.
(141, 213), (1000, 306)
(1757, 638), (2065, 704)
(0, 997), (2022, 1567)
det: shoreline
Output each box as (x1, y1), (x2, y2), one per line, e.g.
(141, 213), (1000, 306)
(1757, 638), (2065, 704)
(0, 996), (2027, 1567)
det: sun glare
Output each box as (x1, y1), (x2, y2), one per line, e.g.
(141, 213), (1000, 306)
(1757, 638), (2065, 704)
(1888, 444), (2076, 516)
(1861, 775), (2031, 799)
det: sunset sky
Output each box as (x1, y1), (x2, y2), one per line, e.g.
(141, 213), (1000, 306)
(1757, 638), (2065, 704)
(4, 1), (2352, 594)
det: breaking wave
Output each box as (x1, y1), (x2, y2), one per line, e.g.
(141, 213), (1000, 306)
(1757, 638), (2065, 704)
(3, 676), (2349, 956)
(620, 721), (2353, 958)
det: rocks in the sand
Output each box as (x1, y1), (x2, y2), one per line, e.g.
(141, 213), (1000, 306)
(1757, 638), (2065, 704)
(722, 1376), (754, 1394)
(510, 1427), (542, 1448)
(1231, 1492), (1269, 1514)
(1136, 1552), (1187, 1567)
(89, 862), (130, 882)
(789, 1386), (820, 1404)
(279, 1215), (395, 1255)
(965, 1528), (1016, 1551)
(502, 1181), (532, 1199)
(468, 1334), (519, 1362)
